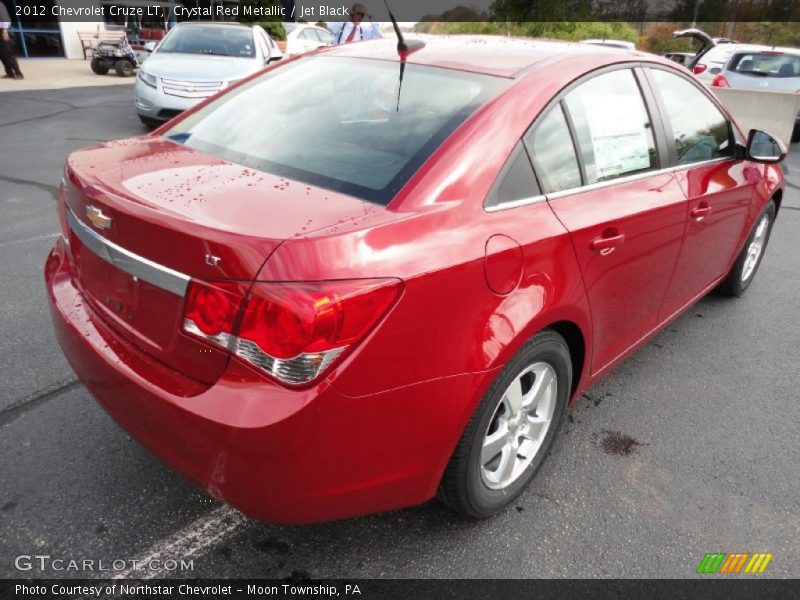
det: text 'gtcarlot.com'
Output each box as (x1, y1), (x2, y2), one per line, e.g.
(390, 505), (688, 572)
(14, 554), (194, 573)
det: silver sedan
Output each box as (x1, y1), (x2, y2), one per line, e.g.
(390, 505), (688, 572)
(134, 22), (282, 128)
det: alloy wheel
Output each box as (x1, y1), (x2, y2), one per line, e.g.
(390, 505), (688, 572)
(480, 362), (557, 490)
(742, 213), (770, 282)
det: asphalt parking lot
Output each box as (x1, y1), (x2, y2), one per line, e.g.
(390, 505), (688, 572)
(1, 84), (799, 579)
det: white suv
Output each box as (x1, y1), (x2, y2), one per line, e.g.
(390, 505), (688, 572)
(673, 28), (743, 84)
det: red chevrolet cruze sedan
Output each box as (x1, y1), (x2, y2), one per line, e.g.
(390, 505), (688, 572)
(45, 36), (786, 523)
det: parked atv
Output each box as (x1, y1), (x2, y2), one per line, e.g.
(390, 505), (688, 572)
(90, 37), (145, 77)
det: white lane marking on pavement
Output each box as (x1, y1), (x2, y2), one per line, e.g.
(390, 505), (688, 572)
(112, 505), (248, 580)
(0, 232), (59, 249)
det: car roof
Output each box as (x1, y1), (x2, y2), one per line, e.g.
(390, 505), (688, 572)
(726, 45), (800, 57)
(320, 35), (661, 78)
(706, 43), (786, 57)
(581, 39), (635, 49)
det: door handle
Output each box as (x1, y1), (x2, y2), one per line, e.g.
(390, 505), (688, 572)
(690, 204), (711, 221)
(590, 232), (626, 254)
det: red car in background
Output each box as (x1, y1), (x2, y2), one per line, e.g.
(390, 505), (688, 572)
(45, 36), (786, 523)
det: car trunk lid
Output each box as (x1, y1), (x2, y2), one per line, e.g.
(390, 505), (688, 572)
(672, 28), (716, 70)
(63, 136), (381, 384)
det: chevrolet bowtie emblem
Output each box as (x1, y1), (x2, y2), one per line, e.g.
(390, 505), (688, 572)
(86, 205), (112, 230)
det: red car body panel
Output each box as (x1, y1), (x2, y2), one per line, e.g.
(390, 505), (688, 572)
(659, 161), (757, 318)
(44, 37), (784, 523)
(546, 173), (686, 372)
(47, 241), (500, 522)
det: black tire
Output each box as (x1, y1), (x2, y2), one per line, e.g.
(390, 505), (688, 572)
(138, 116), (162, 130)
(90, 58), (109, 75)
(438, 329), (571, 518)
(791, 123), (800, 144)
(718, 200), (776, 297)
(115, 60), (135, 77)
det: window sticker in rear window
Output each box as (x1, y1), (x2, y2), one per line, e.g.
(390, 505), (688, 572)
(564, 69), (657, 184)
(580, 94), (652, 181)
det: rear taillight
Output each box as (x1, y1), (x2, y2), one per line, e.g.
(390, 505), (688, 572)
(183, 280), (245, 349)
(64, 162), (84, 190)
(711, 74), (729, 87)
(182, 278), (401, 386)
(693, 64), (708, 75)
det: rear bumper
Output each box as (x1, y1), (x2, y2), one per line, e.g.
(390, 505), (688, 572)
(45, 238), (489, 523)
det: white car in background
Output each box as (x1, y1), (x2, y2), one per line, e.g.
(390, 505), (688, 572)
(673, 28), (741, 83)
(580, 39), (635, 51)
(134, 22), (282, 128)
(712, 47), (800, 142)
(283, 23), (333, 57)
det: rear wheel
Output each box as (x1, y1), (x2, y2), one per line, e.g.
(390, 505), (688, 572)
(438, 329), (571, 518)
(90, 58), (109, 75)
(718, 200), (776, 297)
(115, 60), (135, 77)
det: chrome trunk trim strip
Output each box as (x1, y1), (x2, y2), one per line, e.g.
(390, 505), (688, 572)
(66, 207), (190, 297)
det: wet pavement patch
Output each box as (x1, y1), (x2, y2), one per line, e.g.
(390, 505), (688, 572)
(599, 430), (642, 456)
(582, 392), (612, 407)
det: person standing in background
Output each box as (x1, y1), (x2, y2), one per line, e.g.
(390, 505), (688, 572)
(0, 1), (23, 79)
(328, 3), (381, 45)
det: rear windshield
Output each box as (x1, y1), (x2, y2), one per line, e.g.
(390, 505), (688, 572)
(158, 26), (256, 58)
(163, 56), (509, 205)
(729, 52), (800, 78)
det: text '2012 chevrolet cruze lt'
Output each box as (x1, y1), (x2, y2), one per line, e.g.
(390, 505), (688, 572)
(45, 36), (786, 523)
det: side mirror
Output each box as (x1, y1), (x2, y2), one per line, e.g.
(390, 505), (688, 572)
(143, 41), (157, 52)
(745, 129), (786, 164)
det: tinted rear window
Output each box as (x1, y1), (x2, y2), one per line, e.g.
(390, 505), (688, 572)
(163, 57), (509, 205)
(729, 52), (800, 78)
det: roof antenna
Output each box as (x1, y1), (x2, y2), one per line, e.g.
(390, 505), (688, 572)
(382, 0), (425, 111)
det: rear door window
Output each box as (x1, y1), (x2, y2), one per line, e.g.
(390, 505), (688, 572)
(729, 52), (800, 78)
(649, 69), (733, 165)
(524, 105), (581, 194)
(484, 143), (540, 209)
(564, 69), (657, 183)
